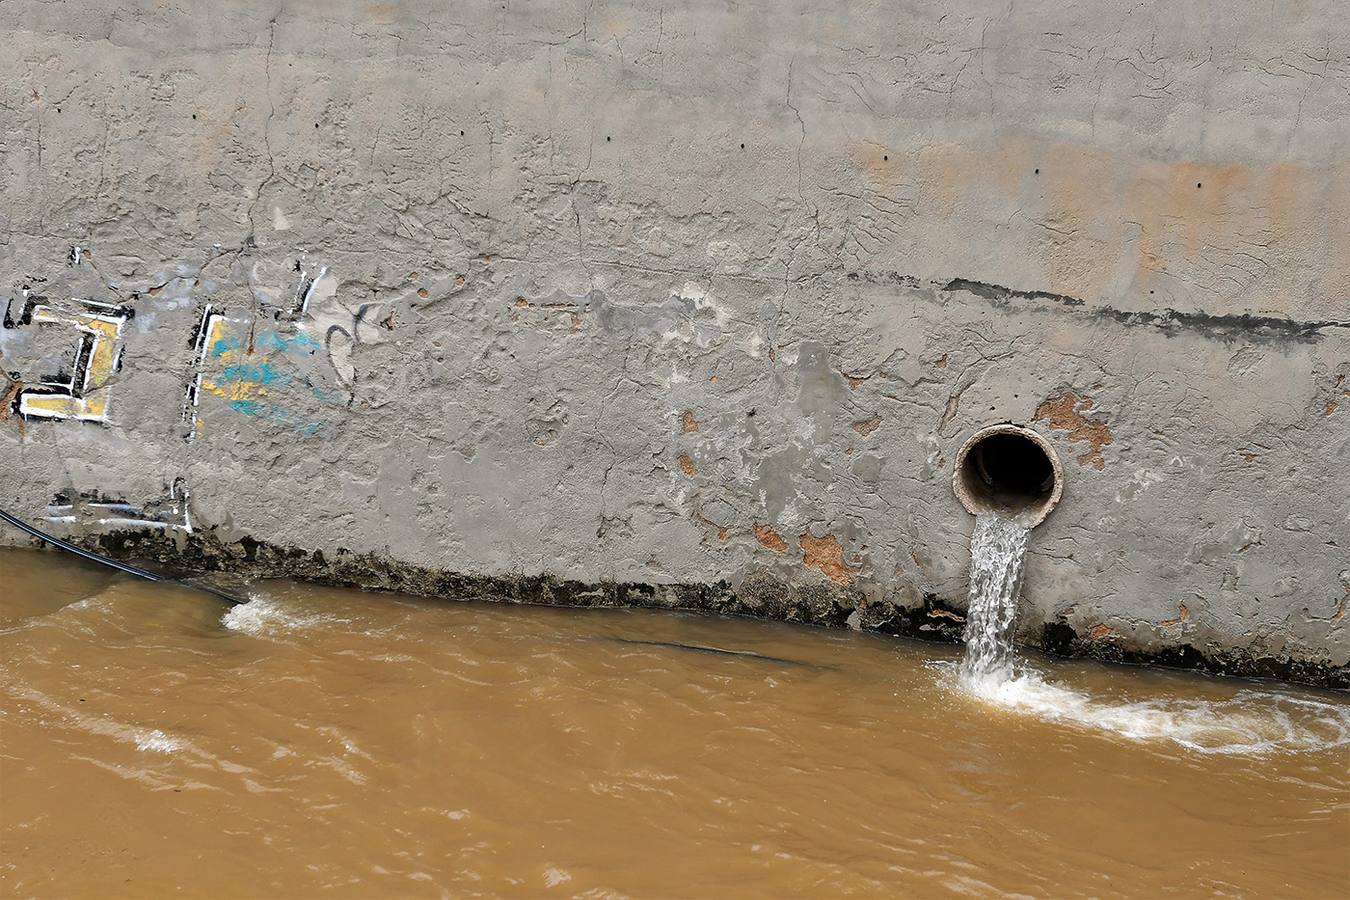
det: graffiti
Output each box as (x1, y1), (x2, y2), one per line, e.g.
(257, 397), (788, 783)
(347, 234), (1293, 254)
(3, 295), (131, 423)
(181, 304), (328, 439)
(321, 300), (393, 389)
(0, 255), (347, 435)
(289, 262), (328, 321)
(181, 304), (237, 438)
(248, 258), (331, 323)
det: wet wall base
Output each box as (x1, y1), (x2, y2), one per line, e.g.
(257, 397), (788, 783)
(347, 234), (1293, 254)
(9, 531), (1346, 691)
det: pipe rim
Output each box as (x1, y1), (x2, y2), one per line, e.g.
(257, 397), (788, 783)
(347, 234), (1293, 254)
(952, 423), (1064, 528)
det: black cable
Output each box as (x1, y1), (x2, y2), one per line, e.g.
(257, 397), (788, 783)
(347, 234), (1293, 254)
(0, 507), (243, 605)
(0, 508), (165, 580)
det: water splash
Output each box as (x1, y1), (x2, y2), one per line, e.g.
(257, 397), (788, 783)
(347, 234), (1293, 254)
(963, 669), (1350, 755)
(959, 513), (1030, 689)
(221, 592), (346, 637)
(134, 729), (186, 754)
(954, 512), (1350, 755)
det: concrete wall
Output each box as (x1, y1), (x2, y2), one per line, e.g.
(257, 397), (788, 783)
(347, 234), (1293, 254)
(2, 0), (1347, 684)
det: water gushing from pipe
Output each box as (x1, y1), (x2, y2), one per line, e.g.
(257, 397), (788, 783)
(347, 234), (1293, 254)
(959, 513), (1030, 689)
(947, 426), (1350, 754)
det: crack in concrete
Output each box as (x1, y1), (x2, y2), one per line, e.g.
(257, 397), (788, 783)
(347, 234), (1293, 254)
(847, 270), (1350, 343)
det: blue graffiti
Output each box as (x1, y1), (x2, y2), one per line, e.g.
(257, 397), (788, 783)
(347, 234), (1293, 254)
(229, 398), (265, 415)
(254, 330), (322, 353)
(227, 398), (323, 435)
(210, 336), (242, 356)
(219, 363), (290, 386)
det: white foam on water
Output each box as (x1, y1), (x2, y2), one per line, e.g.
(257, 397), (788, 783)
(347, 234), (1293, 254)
(222, 592), (346, 637)
(134, 728), (185, 754)
(957, 665), (1350, 755)
(542, 867), (572, 887)
(953, 511), (1350, 756)
(3, 682), (191, 756)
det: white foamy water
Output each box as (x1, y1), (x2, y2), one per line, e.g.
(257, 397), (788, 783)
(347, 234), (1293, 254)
(134, 728), (186, 754)
(222, 593), (346, 637)
(3, 683), (190, 756)
(961, 666), (1350, 754)
(956, 512), (1350, 755)
(960, 513), (1030, 685)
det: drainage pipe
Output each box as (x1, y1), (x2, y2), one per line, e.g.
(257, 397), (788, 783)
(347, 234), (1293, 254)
(952, 423), (1064, 527)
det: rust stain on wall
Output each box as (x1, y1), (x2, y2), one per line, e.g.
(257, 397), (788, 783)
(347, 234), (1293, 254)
(799, 530), (856, 584)
(1034, 390), (1113, 469)
(0, 380), (22, 421)
(1161, 603), (1190, 627)
(681, 410), (700, 433)
(694, 510), (729, 541)
(366, 3), (399, 24)
(754, 523), (788, 552)
(852, 414), (881, 436)
(677, 453), (696, 476)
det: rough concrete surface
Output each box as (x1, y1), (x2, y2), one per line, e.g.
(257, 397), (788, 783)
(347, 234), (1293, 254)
(1, 1), (1347, 685)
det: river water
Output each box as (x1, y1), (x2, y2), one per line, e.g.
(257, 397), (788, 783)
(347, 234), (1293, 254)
(2, 547), (1348, 898)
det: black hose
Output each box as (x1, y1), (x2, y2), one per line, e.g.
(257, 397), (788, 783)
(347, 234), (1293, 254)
(0, 507), (244, 605)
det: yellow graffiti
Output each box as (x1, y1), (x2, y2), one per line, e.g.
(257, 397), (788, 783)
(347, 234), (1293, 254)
(199, 317), (262, 401)
(188, 315), (254, 435)
(19, 306), (124, 421)
(184, 313), (325, 437)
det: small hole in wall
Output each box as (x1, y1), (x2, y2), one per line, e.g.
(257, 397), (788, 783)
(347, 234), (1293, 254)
(192, 114), (197, 119)
(460, 130), (465, 136)
(1034, 168), (1040, 174)
(1196, 182), (1202, 188)
(606, 135), (611, 142)
(1149, 290), (1155, 295)
(740, 143), (745, 149)
(883, 154), (888, 160)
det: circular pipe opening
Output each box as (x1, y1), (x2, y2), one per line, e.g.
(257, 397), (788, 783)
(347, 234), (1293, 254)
(952, 424), (1063, 527)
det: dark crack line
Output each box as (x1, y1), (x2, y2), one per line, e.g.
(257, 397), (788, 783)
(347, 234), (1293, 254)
(846, 270), (1350, 343)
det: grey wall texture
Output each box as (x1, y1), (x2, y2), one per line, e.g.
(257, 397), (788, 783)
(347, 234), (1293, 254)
(2, 0), (1347, 685)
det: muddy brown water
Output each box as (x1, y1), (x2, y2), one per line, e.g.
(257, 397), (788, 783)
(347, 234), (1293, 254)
(2, 547), (1348, 898)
